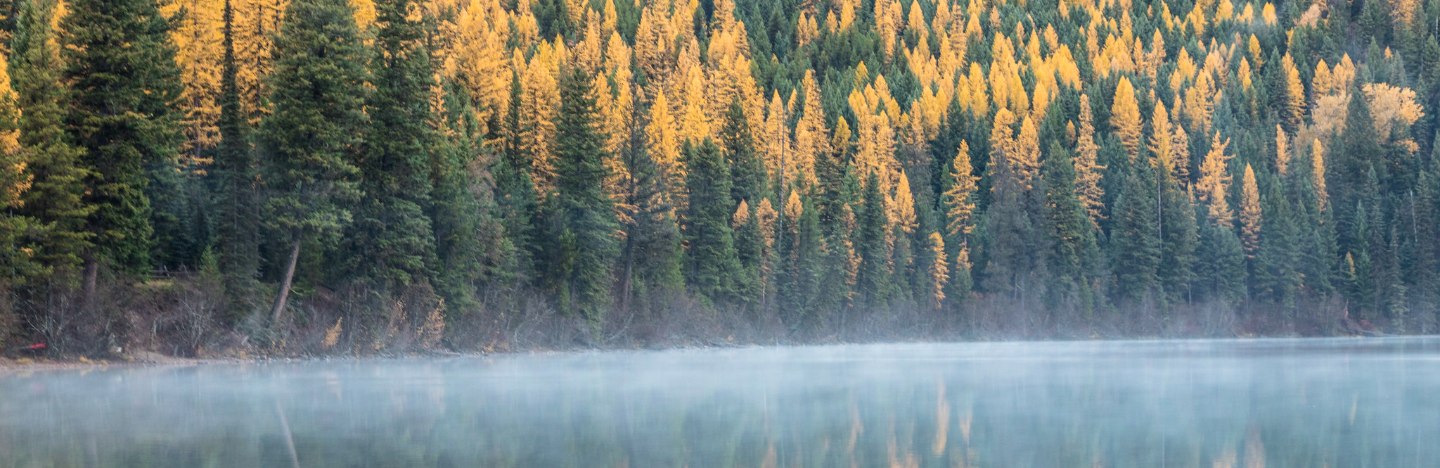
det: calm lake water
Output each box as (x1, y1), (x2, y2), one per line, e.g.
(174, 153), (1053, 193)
(1, 338), (1437, 467)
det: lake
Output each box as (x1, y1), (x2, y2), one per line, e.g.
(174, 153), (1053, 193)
(1, 337), (1437, 467)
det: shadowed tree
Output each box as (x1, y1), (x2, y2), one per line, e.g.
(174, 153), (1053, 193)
(262, 0), (368, 325)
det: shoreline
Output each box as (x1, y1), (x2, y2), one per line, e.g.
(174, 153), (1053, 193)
(0, 333), (1408, 374)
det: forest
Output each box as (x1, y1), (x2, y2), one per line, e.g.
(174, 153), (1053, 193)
(2, 0), (1440, 357)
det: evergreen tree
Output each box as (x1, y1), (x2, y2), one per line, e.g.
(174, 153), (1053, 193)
(61, 0), (185, 285)
(618, 108), (683, 314)
(683, 139), (742, 304)
(1042, 142), (1099, 312)
(347, 0), (439, 291)
(1196, 214), (1247, 303)
(720, 99), (766, 206)
(777, 191), (822, 330)
(856, 172), (891, 307)
(210, 0), (261, 316)
(1110, 164), (1162, 303)
(1158, 180), (1198, 304)
(1335, 92), (1384, 252)
(262, 0), (368, 325)
(732, 200), (763, 309)
(979, 114), (1041, 297)
(430, 87), (507, 313)
(0, 47), (33, 286)
(11, 0), (91, 274)
(1254, 182), (1302, 310)
(544, 67), (619, 328)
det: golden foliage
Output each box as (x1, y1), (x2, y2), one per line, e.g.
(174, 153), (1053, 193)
(792, 71), (828, 188)
(517, 42), (563, 196)
(927, 231), (948, 310)
(892, 170), (917, 233)
(1362, 83), (1424, 145)
(1111, 77), (1143, 160)
(0, 54), (23, 207)
(1197, 132), (1234, 227)
(1239, 163), (1261, 258)
(1311, 139), (1327, 211)
(1274, 125), (1290, 176)
(943, 141), (979, 238)
(1075, 95), (1105, 226)
(1280, 54), (1305, 131)
(167, 0), (225, 163)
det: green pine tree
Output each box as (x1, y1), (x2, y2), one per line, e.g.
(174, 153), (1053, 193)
(496, 73), (540, 282)
(720, 99), (766, 207)
(1041, 142), (1100, 315)
(0, 47), (33, 289)
(262, 0), (369, 325)
(1158, 179), (1198, 305)
(543, 67), (618, 329)
(683, 139), (743, 304)
(1109, 164), (1162, 304)
(11, 0), (91, 276)
(778, 191), (823, 331)
(618, 114), (683, 315)
(210, 0), (262, 318)
(61, 0), (185, 286)
(1195, 213), (1247, 303)
(347, 0), (439, 291)
(856, 172), (890, 307)
(430, 86), (507, 313)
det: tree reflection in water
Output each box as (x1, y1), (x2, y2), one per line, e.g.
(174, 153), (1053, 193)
(1, 338), (1437, 467)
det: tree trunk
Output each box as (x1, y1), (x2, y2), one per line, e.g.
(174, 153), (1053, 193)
(82, 254), (99, 311)
(270, 239), (302, 327)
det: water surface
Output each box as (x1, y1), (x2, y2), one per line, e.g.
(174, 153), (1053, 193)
(2, 338), (1437, 467)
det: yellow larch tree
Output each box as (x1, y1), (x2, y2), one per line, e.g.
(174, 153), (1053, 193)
(1075, 94), (1105, 226)
(761, 91), (792, 184)
(1239, 163), (1262, 259)
(1311, 139), (1327, 211)
(448, 0), (509, 135)
(1012, 116), (1042, 190)
(647, 89), (685, 196)
(1111, 76), (1144, 160)
(572, 10), (605, 73)
(233, 0), (289, 121)
(1197, 132), (1234, 227)
(892, 170), (917, 234)
(1170, 124), (1190, 182)
(943, 140), (979, 238)
(518, 42), (563, 197)
(837, 0), (856, 30)
(602, 33), (634, 153)
(957, 63), (990, 116)
(874, 0), (902, 58)
(1280, 53), (1305, 132)
(927, 231), (948, 310)
(634, 4), (673, 82)
(791, 71), (828, 188)
(1149, 101), (1173, 180)
(679, 65), (710, 142)
(352, 0), (376, 32)
(796, 11), (818, 47)
(1274, 124), (1290, 176)
(509, 0), (540, 45)
(1237, 58), (1253, 91)
(168, 0), (225, 166)
(1183, 71), (1217, 134)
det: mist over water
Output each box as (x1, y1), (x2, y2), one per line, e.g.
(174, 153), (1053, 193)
(1, 338), (1437, 467)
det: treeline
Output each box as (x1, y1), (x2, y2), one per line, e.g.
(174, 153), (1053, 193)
(3, 0), (1440, 355)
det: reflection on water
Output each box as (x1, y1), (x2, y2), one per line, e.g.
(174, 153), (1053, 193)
(1, 338), (1438, 467)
